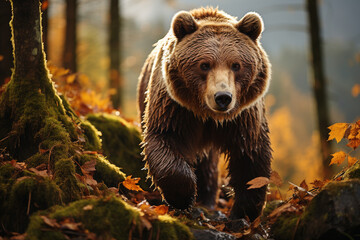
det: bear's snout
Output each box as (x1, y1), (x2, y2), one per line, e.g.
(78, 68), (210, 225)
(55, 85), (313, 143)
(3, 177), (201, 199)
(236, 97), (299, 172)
(214, 91), (232, 110)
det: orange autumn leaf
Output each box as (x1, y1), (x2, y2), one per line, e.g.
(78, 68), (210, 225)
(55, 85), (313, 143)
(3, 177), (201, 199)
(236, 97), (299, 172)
(122, 175), (144, 192)
(328, 123), (348, 143)
(352, 84), (360, 97)
(347, 123), (360, 139)
(247, 177), (270, 189)
(300, 179), (309, 191)
(348, 155), (358, 166)
(153, 205), (169, 215)
(329, 151), (347, 165)
(347, 139), (360, 150)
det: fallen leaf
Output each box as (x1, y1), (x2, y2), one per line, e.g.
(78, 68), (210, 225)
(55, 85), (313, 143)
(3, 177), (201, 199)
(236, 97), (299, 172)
(328, 123), (348, 143)
(214, 223), (225, 231)
(122, 175), (144, 192)
(329, 151), (347, 165)
(29, 168), (48, 177)
(246, 177), (270, 189)
(270, 170), (283, 186)
(81, 159), (96, 174)
(83, 205), (93, 211)
(348, 156), (358, 166)
(153, 205), (169, 215)
(299, 180), (308, 191)
(310, 179), (326, 189)
(84, 174), (98, 186)
(40, 216), (60, 228)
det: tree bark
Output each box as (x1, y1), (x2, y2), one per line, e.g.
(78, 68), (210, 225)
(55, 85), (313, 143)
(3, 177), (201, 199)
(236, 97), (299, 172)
(306, 0), (333, 179)
(11, 0), (47, 80)
(63, 0), (77, 72)
(109, 0), (122, 109)
(41, 0), (49, 54)
(0, 0), (13, 86)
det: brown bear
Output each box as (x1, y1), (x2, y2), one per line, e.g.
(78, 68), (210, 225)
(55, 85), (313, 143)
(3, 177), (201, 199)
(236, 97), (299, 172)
(137, 7), (272, 221)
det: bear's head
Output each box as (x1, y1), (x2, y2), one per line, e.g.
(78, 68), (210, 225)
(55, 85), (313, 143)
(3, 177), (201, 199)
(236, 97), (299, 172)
(162, 8), (271, 122)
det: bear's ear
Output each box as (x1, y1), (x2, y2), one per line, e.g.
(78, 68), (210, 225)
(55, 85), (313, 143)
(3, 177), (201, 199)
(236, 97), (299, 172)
(172, 11), (198, 41)
(235, 12), (263, 41)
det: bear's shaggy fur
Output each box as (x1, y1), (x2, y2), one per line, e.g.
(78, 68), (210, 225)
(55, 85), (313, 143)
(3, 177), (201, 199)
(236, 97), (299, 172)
(137, 7), (272, 221)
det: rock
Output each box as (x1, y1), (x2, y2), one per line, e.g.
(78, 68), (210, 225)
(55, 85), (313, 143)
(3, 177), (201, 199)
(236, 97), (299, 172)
(225, 218), (250, 232)
(295, 179), (360, 240)
(191, 228), (236, 240)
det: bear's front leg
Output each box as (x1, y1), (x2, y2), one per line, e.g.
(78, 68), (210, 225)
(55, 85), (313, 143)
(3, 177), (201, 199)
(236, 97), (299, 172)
(143, 134), (197, 209)
(227, 138), (271, 221)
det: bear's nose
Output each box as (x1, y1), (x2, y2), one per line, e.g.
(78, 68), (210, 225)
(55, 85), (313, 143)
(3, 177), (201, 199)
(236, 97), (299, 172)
(214, 91), (232, 110)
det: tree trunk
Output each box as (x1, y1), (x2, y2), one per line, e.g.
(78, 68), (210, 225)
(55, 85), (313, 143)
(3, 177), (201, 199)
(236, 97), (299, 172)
(306, 0), (333, 179)
(12, 0), (47, 81)
(109, 0), (122, 109)
(0, 0), (13, 86)
(63, 0), (77, 72)
(41, 0), (49, 54)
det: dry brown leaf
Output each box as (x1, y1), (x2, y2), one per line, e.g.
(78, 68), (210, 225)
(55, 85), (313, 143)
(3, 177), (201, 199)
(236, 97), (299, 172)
(214, 223), (225, 231)
(328, 123), (348, 143)
(310, 179), (327, 189)
(300, 180), (308, 191)
(348, 155), (358, 166)
(270, 170), (283, 186)
(29, 168), (48, 177)
(84, 174), (98, 186)
(329, 151), (347, 165)
(246, 177), (270, 189)
(83, 204), (93, 211)
(122, 175), (144, 192)
(81, 159), (96, 174)
(40, 216), (60, 228)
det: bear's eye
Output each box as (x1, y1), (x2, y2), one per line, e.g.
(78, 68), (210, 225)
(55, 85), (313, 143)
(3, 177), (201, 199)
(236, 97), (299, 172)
(231, 63), (241, 72)
(200, 62), (211, 71)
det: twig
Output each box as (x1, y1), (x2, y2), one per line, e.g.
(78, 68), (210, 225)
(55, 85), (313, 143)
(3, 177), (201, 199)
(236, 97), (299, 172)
(27, 191), (32, 215)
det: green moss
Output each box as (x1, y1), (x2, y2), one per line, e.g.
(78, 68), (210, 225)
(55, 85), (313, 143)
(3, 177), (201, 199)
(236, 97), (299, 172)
(152, 215), (194, 240)
(271, 213), (299, 240)
(54, 158), (81, 203)
(80, 120), (102, 151)
(26, 197), (193, 240)
(92, 154), (126, 187)
(87, 113), (149, 189)
(343, 161), (360, 180)
(2, 175), (62, 233)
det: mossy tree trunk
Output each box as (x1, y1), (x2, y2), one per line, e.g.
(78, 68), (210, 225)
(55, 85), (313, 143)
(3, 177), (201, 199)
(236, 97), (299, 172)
(0, 0), (13, 86)
(109, 0), (122, 109)
(0, 0), (125, 233)
(41, 0), (49, 54)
